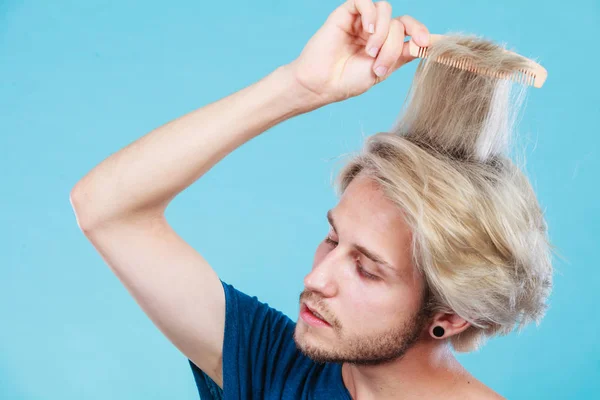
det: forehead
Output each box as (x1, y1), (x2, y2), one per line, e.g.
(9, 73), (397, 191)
(333, 174), (414, 272)
(337, 174), (408, 232)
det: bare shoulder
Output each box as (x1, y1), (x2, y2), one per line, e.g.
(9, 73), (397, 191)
(459, 378), (506, 400)
(470, 386), (505, 400)
(445, 362), (505, 400)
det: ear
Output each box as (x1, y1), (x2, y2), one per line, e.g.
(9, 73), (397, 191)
(427, 312), (471, 340)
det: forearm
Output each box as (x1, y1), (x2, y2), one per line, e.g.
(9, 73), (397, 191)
(71, 65), (322, 230)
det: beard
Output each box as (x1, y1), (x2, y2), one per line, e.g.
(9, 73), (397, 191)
(293, 304), (429, 366)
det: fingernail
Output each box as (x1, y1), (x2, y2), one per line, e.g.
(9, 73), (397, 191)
(367, 47), (379, 58)
(419, 32), (429, 45)
(369, 23), (375, 34)
(375, 66), (387, 77)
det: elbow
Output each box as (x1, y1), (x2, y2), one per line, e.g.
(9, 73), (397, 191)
(69, 184), (168, 232)
(70, 184), (96, 232)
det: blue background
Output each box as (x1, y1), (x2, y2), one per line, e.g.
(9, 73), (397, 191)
(1, 0), (598, 398)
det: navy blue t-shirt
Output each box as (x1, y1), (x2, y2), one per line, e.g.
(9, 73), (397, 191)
(188, 280), (352, 399)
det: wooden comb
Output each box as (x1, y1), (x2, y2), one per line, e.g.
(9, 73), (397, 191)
(408, 34), (548, 88)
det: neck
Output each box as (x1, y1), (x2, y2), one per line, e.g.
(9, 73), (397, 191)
(341, 337), (471, 400)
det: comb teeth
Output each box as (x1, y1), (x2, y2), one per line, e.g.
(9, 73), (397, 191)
(409, 34), (548, 88)
(417, 47), (539, 88)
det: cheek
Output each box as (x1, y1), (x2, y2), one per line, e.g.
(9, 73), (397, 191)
(345, 291), (407, 329)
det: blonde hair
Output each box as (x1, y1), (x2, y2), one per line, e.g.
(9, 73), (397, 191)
(334, 34), (555, 352)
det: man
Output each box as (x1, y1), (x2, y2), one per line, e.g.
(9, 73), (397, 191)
(71, 1), (551, 398)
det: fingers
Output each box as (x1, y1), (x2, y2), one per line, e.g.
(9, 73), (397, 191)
(369, 10), (431, 79)
(342, 0), (431, 79)
(343, 0), (430, 46)
(390, 16), (431, 74)
(344, 0), (377, 33)
(397, 15), (430, 47)
(372, 18), (405, 78)
(364, 1), (392, 58)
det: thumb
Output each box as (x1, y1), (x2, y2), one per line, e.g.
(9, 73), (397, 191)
(389, 39), (421, 73)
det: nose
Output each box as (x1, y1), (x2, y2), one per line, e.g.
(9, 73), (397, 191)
(303, 247), (345, 298)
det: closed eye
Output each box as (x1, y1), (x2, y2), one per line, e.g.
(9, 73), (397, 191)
(324, 237), (379, 280)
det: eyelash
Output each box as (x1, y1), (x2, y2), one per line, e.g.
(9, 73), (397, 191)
(324, 237), (379, 280)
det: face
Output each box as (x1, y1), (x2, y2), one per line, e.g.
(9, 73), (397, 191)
(293, 173), (429, 366)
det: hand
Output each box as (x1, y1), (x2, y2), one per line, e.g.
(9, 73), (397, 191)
(286, 0), (430, 106)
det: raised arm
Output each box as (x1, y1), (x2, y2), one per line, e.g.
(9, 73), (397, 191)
(70, 65), (320, 387)
(69, 0), (429, 390)
(70, 66), (319, 230)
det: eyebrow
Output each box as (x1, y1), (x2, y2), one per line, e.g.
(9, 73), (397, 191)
(326, 209), (399, 276)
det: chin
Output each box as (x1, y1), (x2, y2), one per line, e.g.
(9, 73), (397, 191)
(293, 324), (343, 362)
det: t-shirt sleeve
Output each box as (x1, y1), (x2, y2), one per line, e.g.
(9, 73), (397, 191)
(188, 279), (299, 399)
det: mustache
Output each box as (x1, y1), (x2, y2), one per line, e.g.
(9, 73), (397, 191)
(299, 289), (320, 305)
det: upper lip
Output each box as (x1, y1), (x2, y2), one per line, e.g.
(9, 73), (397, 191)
(304, 303), (329, 324)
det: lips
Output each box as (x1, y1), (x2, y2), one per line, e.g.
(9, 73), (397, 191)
(305, 303), (328, 323)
